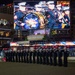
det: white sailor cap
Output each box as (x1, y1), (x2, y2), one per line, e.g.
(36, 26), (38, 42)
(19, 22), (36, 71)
(35, 4), (42, 8)
(47, 1), (54, 5)
(56, 4), (61, 7)
(39, 1), (46, 5)
(62, 6), (69, 11)
(18, 2), (26, 6)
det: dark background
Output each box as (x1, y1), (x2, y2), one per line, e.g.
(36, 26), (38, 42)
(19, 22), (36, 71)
(0, 0), (13, 5)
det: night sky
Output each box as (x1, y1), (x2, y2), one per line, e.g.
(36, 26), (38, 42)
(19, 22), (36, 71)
(0, 0), (13, 5)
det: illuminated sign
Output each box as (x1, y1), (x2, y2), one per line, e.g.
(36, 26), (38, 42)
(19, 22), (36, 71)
(17, 41), (29, 44)
(27, 35), (44, 41)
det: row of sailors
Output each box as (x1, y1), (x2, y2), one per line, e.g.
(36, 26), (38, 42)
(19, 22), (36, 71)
(5, 47), (69, 67)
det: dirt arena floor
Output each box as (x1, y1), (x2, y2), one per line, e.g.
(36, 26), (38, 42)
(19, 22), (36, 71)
(0, 61), (75, 75)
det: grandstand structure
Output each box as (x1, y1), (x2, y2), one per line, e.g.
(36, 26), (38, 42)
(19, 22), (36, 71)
(0, 3), (13, 47)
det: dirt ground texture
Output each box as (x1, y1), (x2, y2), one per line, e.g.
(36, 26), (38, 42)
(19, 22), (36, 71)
(0, 61), (75, 75)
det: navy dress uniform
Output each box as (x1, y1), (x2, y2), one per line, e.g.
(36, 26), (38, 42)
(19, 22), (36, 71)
(5, 51), (8, 62)
(53, 48), (57, 66)
(14, 10), (25, 30)
(29, 50), (33, 63)
(14, 2), (26, 30)
(63, 9), (70, 29)
(63, 47), (69, 67)
(15, 51), (18, 62)
(6, 51), (10, 62)
(46, 1), (56, 29)
(18, 50), (21, 62)
(33, 50), (36, 63)
(8, 51), (11, 62)
(8, 51), (10, 62)
(12, 51), (15, 62)
(20, 50), (23, 62)
(58, 47), (63, 66)
(15, 2), (26, 20)
(17, 50), (19, 62)
(26, 49), (29, 63)
(42, 49), (46, 64)
(50, 48), (53, 65)
(39, 49), (43, 64)
(46, 49), (49, 65)
(36, 49), (40, 64)
(11, 51), (13, 62)
(23, 49), (26, 63)
(7, 51), (10, 62)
